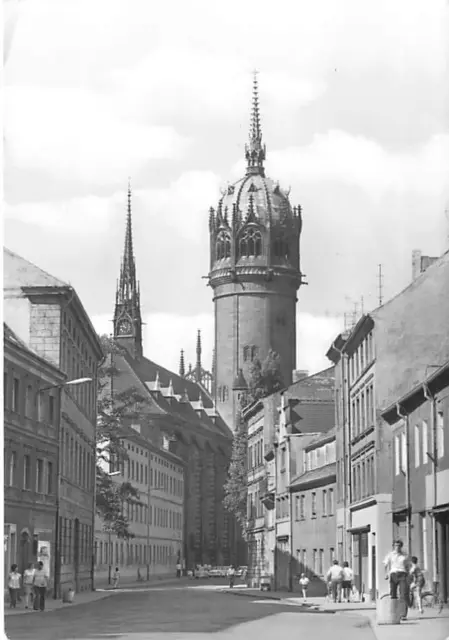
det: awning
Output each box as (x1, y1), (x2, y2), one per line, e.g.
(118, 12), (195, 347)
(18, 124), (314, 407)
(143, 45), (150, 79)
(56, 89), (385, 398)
(431, 504), (449, 515)
(348, 525), (371, 535)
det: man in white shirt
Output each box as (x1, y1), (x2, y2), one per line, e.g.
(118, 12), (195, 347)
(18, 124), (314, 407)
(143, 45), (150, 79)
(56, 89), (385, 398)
(326, 560), (344, 603)
(384, 540), (411, 616)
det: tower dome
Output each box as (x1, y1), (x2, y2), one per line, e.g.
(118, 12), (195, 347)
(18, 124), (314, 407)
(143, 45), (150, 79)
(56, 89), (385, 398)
(208, 73), (305, 430)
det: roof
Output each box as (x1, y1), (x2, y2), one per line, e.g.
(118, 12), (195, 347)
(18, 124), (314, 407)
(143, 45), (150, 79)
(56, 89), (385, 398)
(4, 323), (65, 378)
(290, 462), (336, 491)
(3, 248), (68, 289)
(304, 426), (336, 451)
(291, 401), (335, 435)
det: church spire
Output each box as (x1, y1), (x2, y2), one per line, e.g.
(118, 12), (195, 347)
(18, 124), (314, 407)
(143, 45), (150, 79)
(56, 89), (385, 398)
(195, 329), (202, 383)
(179, 349), (185, 377)
(245, 70), (266, 177)
(113, 178), (143, 359)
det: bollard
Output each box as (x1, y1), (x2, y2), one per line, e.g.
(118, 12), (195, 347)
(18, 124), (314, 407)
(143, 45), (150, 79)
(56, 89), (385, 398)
(376, 594), (402, 625)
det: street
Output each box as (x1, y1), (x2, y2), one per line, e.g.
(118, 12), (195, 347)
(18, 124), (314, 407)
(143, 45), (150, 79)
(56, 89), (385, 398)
(4, 584), (376, 640)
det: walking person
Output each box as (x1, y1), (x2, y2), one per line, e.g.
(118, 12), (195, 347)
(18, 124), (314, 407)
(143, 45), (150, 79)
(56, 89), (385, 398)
(23, 563), (35, 609)
(8, 564), (22, 609)
(176, 561), (182, 578)
(299, 573), (310, 602)
(384, 540), (411, 620)
(341, 561), (354, 603)
(112, 567), (120, 589)
(409, 556), (425, 614)
(228, 565), (236, 589)
(32, 561), (48, 611)
(326, 560), (344, 603)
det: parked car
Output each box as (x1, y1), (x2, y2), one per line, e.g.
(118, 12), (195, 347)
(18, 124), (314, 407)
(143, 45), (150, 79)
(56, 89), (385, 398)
(195, 566), (210, 579)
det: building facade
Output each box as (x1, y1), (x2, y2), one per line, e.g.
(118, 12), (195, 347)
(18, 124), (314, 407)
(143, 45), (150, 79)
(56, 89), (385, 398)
(382, 360), (449, 602)
(207, 75), (305, 430)
(95, 427), (185, 581)
(328, 248), (449, 602)
(4, 324), (65, 593)
(290, 429), (336, 594)
(245, 400), (265, 587)
(3, 248), (104, 595)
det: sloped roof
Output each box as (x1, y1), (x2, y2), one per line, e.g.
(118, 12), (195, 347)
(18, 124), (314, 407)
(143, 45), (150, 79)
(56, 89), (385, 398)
(108, 351), (232, 444)
(4, 323), (64, 376)
(290, 462), (336, 490)
(292, 401), (335, 435)
(304, 426), (336, 451)
(3, 248), (68, 289)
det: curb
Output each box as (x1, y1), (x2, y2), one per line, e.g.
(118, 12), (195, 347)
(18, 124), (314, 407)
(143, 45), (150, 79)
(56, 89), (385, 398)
(218, 589), (335, 614)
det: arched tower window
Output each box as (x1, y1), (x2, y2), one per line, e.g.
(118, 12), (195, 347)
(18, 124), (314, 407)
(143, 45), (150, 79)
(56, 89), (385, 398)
(238, 227), (262, 259)
(215, 231), (231, 261)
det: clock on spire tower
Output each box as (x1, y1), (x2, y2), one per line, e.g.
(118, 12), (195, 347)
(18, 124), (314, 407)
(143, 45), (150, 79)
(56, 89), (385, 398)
(113, 179), (143, 359)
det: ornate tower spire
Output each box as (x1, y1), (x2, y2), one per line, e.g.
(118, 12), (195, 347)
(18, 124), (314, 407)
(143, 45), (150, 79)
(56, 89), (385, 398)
(195, 329), (202, 383)
(113, 178), (143, 359)
(245, 70), (266, 177)
(179, 349), (185, 377)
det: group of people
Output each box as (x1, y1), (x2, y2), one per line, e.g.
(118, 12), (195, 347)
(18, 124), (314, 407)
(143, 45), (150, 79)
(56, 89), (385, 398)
(298, 560), (355, 604)
(7, 561), (49, 611)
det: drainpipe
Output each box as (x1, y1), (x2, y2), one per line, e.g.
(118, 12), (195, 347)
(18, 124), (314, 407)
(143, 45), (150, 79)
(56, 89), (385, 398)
(423, 384), (438, 585)
(396, 404), (411, 553)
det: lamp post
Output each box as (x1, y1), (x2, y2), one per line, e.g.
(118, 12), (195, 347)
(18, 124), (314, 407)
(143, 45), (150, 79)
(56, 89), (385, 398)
(39, 377), (93, 600)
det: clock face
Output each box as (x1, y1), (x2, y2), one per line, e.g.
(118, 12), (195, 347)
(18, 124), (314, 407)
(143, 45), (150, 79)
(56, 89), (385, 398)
(118, 319), (132, 335)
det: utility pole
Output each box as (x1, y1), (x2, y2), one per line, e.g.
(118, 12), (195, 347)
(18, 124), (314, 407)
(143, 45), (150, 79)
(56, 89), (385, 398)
(377, 264), (384, 307)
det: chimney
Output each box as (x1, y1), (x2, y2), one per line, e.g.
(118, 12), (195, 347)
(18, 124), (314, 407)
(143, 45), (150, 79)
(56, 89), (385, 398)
(412, 249), (422, 281)
(293, 369), (309, 383)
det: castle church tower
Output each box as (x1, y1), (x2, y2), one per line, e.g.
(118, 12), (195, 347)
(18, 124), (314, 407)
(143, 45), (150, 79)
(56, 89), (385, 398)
(113, 181), (143, 359)
(208, 74), (304, 429)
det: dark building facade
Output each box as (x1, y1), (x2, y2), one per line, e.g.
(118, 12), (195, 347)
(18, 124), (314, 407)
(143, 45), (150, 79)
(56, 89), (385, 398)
(382, 360), (449, 602)
(4, 324), (65, 593)
(207, 75), (305, 429)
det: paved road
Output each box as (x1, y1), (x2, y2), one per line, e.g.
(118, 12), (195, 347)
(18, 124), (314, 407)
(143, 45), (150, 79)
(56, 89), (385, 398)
(4, 585), (377, 640)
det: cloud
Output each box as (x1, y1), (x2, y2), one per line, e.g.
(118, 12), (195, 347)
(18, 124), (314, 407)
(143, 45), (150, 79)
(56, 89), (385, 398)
(229, 131), (449, 199)
(92, 311), (341, 379)
(4, 86), (190, 185)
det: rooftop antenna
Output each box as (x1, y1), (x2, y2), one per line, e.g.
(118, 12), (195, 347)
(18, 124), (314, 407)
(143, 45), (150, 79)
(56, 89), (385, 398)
(378, 264), (384, 306)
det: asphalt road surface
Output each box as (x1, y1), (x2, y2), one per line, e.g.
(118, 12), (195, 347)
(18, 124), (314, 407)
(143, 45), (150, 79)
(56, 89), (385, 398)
(5, 585), (377, 640)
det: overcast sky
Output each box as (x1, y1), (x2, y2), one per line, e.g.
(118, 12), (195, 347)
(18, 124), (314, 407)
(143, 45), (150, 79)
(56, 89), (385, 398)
(4, 0), (449, 377)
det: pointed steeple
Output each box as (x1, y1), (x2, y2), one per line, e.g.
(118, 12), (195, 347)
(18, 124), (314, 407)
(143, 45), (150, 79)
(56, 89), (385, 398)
(245, 70), (266, 177)
(179, 349), (186, 377)
(113, 178), (143, 358)
(195, 329), (202, 383)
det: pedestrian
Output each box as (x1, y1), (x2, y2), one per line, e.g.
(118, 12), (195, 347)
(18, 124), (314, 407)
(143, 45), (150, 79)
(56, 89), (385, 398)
(32, 561), (48, 611)
(299, 573), (310, 602)
(112, 567), (120, 589)
(326, 560), (344, 603)
(176, 561), (182, 578)
(383, 539), (411, 619)
(228, 565), (236, 589)
(409, 556), (425, 614)
(8, 564), (21, 609)
(341, 561), (354, 603)
(23, 563), (35, 609)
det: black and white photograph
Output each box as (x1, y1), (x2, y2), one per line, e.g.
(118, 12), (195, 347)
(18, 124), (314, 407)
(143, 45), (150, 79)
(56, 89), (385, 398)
(2, 0), (449, 639)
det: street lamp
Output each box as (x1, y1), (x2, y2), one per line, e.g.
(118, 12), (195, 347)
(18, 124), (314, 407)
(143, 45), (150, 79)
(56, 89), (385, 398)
(39, 377), (94, 599)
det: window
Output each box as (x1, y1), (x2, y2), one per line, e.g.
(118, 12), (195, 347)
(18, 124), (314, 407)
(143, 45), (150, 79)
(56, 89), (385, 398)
(322, 490), (327, 516)
(8, 451), (17, 486)
(25, 385), (33, 417)
(238, 227), (262, 258)
(49, 395), (55, 424)
(312, 549), (317, 574)
(47, 461), (53, 494)
(280, 448), (286, 470)
(330, 547), (335, 563)
(311, 492), (317, 517)
(215, 231), (231, 261)
(12, 377), (20, 412)
(414, 424), (420, 467)
(36, 459), (44, 493)
(23, 455), (31, 490)
(400, 432), (406, 473)
(319, 549), (324, 574)
(422, 421), (428, 463)
(300, 495), (305, 519)
(273, 236), (289, 259)
(437, 411), (444, 459)
(394, 435), (400, 475)
(328, 489), (334, 515)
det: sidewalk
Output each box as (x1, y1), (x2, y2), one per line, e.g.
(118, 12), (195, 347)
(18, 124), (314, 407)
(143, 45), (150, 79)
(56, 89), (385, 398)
(4, 575), (189, 617)
(359, 607), (449, 640)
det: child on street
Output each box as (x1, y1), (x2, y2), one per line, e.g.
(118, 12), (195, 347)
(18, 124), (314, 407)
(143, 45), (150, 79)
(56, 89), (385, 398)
(299, 573), (310, 602)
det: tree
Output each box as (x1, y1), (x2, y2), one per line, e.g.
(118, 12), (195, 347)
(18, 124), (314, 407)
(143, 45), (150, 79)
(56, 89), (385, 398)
(95, 335), (146, 538)
(223, 350), (284, 538)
